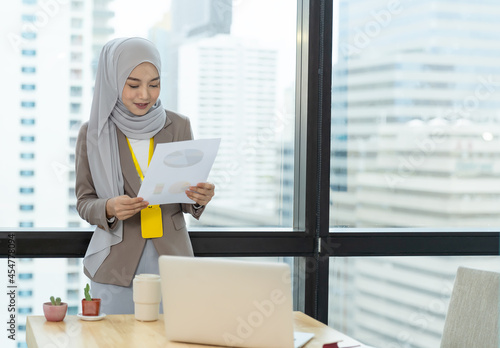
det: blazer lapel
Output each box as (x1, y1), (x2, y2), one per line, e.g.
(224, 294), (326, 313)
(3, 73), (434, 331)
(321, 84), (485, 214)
(154, 112), (173, 146)
(117, 128), (142, 197)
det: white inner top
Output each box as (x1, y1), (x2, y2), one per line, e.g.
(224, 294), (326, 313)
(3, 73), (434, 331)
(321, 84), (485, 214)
(127, 138), (150, 176)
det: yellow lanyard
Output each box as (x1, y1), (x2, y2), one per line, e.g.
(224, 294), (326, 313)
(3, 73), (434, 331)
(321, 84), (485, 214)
(126, 138), (154, 181)
(126, 137), (163, 239)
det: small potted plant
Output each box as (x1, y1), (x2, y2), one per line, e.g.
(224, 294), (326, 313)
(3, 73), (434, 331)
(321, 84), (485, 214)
(81, 283), (101, 316)
(43, 296), (68, 322)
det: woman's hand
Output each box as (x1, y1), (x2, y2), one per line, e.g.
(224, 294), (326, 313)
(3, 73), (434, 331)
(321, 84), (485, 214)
(106, 195), (149, 220)
(185, 182), (215, 207)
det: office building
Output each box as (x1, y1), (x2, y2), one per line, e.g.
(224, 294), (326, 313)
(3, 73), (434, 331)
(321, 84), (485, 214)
(149, 0), (232, 111)
(0, 1), (115, 347)
(150, 1), (293, 228)
(176, 34), (285, 227)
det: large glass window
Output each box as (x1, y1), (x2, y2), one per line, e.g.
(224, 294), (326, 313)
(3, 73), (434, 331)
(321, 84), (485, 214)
(329, 0), (500, 346)
(331, 0), (500, 229)
(1, 0), (297, 229)
(0, 258), (87, 347)
(2, 4), (298, 348)
(329, 256), (500, 348)
(0, 256), (293, 348)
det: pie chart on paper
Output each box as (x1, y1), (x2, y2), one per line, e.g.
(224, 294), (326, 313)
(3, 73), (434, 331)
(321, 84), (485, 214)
(163, 149), (204, 168)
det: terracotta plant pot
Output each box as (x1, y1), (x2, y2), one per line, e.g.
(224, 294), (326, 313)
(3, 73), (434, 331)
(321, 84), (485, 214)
(81, 298), (101, 316)
(43, 302), (68, 322)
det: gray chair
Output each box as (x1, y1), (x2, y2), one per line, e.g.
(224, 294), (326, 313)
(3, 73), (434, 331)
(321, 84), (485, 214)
(440, 266), (500, 348)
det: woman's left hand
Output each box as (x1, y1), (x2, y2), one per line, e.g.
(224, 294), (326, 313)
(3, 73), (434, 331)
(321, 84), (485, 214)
(186, 182), (215, 207)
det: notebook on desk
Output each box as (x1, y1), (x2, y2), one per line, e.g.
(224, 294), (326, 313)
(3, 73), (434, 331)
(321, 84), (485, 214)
(158, 255), (314, 348)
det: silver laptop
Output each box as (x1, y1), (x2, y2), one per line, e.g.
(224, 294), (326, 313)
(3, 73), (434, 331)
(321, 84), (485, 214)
(158, 255), (314, 348)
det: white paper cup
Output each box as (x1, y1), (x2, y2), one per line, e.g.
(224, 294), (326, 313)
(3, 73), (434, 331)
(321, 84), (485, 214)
(133, 274), (161, 321)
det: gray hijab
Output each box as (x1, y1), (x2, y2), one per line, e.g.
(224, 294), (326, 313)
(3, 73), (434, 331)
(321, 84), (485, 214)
(84, 37), (166, 277)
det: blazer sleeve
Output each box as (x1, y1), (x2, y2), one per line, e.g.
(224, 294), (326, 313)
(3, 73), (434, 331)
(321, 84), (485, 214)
(75, 123), (117, 231)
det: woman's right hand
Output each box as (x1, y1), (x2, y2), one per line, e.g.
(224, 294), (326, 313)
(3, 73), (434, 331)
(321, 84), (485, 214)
(106, 195), (149, 221)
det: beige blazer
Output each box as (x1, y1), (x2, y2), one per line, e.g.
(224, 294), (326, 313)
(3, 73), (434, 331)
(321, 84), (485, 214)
(75, 110), (203, 287)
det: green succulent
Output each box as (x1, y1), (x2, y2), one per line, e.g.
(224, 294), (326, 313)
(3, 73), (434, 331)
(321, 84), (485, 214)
(84, 283), (92, 301)
(50, 296), (62, 306)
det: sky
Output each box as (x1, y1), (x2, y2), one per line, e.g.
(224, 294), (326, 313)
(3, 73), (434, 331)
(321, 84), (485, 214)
(110, 0), (171, 37)
(110, 0), (297, 88)
(111, 0), (295, 44)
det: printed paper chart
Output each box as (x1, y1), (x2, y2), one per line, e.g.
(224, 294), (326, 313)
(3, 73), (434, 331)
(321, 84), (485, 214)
(138, 138), (221, 205)
(163, 149), (204, 168)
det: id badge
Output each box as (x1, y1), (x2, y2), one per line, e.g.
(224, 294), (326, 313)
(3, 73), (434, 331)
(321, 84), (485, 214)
(140, 205), (163, 238)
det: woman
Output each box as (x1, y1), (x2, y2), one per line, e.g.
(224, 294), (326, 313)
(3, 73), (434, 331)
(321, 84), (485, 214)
(75, 37), (214, 314)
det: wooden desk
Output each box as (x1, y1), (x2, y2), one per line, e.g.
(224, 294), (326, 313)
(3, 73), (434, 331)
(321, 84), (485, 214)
(26, 312), (363, 348)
